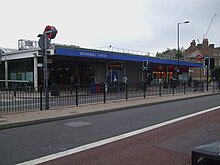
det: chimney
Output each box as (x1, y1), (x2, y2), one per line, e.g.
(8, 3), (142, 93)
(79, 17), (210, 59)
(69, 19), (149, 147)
(197, 44), (202, 49)
(190, 40), (196, 46)
(209, 44), (215, 49)
(202, 38), (209, 47)
(189, 40), (196, 51)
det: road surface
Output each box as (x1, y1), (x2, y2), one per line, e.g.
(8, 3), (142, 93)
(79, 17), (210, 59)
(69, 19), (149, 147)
(0, 94), (220, 165)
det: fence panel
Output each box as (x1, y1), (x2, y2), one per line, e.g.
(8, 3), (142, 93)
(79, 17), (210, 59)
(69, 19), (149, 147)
(1, 81), (219, 114)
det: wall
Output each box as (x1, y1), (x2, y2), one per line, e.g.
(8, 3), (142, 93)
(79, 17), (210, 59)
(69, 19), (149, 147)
(125, 63), (142, 83)
(95, 63), (106, 83)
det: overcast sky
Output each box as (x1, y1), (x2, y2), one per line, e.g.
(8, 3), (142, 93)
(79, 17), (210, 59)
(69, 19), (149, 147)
(0, 0), (219, 54)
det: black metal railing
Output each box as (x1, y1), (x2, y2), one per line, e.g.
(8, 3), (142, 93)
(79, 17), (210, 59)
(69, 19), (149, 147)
(0, 81), (219, 114)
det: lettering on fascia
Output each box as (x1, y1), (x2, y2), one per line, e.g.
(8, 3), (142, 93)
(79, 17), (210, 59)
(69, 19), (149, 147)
(98, 54), (107, 58)
(80, 52), (96, 57)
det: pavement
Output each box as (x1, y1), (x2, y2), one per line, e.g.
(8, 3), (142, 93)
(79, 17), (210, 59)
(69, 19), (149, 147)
(0, 91), (219, 130)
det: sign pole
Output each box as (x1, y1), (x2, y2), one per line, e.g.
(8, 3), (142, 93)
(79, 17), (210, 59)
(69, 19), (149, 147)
(206, 68), (209, 91)
(44, 34), (49, 109)
(38, 25), (57, 110)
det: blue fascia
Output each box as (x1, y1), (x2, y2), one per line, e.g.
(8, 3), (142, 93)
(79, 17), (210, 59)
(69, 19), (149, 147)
(55, 47), (202, 67)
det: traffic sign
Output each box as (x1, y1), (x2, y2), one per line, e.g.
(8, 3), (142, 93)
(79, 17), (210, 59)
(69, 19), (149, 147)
(44, 25), (57, 39)
(38, 35), (50, 50)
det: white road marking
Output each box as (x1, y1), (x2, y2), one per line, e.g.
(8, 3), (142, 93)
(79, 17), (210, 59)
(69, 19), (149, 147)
(17, 106), (220, 165)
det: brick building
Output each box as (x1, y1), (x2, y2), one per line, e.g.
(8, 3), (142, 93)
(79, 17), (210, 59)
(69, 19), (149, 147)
(183, 39), (220, 81)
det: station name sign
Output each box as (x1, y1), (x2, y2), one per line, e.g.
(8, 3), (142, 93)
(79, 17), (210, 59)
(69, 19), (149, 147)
(80, 52), (108, 58)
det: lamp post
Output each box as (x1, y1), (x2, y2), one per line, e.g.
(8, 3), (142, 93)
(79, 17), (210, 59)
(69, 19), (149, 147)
(177, 20), (189, 80)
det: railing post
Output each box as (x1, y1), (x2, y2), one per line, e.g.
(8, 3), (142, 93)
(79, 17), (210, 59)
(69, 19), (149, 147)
(194, 82), (196, 93)
(159, 83), (162, 97)
(125, 83), (128, 101)
(183, 82), (186, 94)
(103, 83), (106, 103)
(76, 84), (78, 106)
(45, 87), (49, 110)
(202, 82), (204, 92)
(40, 85), (43, 110)
(219, 81), (220, 92)
(13, 88), (16, 97)
(213, 81), (215, 93)
(144, 82), (146, 99)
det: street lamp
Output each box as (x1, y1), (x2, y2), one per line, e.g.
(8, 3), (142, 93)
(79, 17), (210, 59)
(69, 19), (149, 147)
(177, 21), (189, 80)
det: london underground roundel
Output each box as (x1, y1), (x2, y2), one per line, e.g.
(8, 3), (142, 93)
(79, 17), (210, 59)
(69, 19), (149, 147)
(44, 25), (57, 39)
(196, 54), (202, 61)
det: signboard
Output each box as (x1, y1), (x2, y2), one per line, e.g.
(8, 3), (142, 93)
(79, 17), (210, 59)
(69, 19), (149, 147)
(109, 64), (121, 70)
(44, 25), (57, 39)
(37, 63), (43, 67)
(196, 54), (203, 61)
(38, 35), (50, 50)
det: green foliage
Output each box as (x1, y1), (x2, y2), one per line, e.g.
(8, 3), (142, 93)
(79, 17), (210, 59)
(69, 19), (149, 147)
(156, 48), (182, 58)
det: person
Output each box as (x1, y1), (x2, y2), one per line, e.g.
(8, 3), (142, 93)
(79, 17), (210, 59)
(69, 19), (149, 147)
(113, 76), (117, 83)
(113, 76), (118, 92)
(188, 76), (192, 87)
(123, 76), (128, 83)
(70, 76), (74, 85)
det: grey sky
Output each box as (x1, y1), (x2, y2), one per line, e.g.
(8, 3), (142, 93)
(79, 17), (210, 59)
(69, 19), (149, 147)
(0, 0), (219, 54)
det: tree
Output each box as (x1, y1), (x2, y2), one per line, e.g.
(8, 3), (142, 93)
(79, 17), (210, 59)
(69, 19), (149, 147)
(156, 48), (181, 59)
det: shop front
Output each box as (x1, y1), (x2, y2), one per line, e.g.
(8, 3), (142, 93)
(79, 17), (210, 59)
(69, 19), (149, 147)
(150, 65), (189, 85)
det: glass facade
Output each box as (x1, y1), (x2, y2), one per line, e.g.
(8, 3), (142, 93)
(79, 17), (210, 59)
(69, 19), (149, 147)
(8, 58), (34, 82)
(43, 56), (99, 86)
(0, 62), (4, 79)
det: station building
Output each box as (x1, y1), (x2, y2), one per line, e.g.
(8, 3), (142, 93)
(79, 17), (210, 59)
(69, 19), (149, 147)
(0, 39), (202, 88)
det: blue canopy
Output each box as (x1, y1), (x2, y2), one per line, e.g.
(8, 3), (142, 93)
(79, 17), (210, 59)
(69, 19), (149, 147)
(55, 47), (202, 67)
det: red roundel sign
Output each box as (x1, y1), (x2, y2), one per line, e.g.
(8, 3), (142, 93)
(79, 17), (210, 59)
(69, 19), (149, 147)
(196, 54), (202, 61)
(44, 25), (57, 39)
